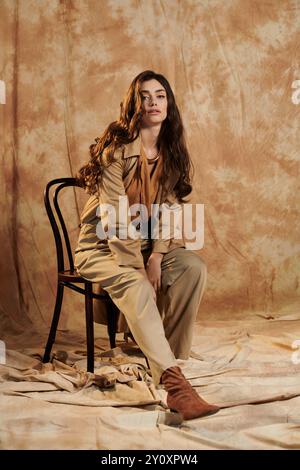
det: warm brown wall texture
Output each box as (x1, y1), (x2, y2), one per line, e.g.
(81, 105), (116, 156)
(1, 0), (299, 333)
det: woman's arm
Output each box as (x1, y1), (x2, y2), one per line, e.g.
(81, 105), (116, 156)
(97, 151), (144, 269)
(152, 192), (186, 255)
(136, 265), (157, 301)
(146, 252), (163, 293)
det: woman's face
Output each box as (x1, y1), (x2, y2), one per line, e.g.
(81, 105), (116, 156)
(140, 79), (168, 127)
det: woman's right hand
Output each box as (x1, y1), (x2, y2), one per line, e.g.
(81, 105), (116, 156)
(136, 268), (157, 303)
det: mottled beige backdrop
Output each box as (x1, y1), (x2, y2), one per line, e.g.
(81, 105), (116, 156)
(0, 0), (299, 336)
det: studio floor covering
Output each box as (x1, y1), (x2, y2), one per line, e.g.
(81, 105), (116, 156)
(1, 309), (300, 450)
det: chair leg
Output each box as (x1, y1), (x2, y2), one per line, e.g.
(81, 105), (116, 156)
(85, 282), (94, 373)
(107, 300), (119, 349)
(43, 283), (64, 363)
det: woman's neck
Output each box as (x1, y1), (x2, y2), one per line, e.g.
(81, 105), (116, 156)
(140, 125), (160, 155)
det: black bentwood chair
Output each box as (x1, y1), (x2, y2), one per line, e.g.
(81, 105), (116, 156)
(42, 177), (119, 373)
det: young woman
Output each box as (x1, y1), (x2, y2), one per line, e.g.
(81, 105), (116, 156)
(75, 70), (219, 419)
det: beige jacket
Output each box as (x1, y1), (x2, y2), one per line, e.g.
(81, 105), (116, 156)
(75, 134), (186, 268)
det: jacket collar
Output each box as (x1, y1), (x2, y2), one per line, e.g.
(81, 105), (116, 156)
(122, 133), (180, 193)
(122, 134), (143, 159)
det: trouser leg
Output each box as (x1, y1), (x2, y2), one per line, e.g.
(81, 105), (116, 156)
(156, 248), (207, 359)
(75, 244), (206, 382)
(100, 270), (177, 385)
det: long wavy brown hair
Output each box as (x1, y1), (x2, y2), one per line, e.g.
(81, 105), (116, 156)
(77, 70), (194, 202)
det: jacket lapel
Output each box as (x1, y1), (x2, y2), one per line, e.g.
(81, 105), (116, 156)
(122, 135), (180, 199)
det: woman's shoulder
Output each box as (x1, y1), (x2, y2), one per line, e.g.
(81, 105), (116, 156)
(101, 143), (125, 167)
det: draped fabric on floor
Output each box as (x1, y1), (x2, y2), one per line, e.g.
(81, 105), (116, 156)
(1, 319), (300, 449)
(0, 0), (299, 449)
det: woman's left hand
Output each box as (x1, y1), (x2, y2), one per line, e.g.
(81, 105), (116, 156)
(146, 253), (163, 293)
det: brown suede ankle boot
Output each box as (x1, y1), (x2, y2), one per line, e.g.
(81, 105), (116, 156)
(161, 366), (220, 420)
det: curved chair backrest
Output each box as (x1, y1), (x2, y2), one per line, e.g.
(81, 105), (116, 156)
(44, 178), (82, 273)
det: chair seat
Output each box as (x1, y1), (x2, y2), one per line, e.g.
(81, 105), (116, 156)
(58, 270), (109, 298)
(58, 270), (86, 283)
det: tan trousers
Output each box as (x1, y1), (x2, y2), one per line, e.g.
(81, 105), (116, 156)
(74, 240), (207, 384)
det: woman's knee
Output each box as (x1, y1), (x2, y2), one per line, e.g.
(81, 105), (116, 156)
(184, 253), (207, 280)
